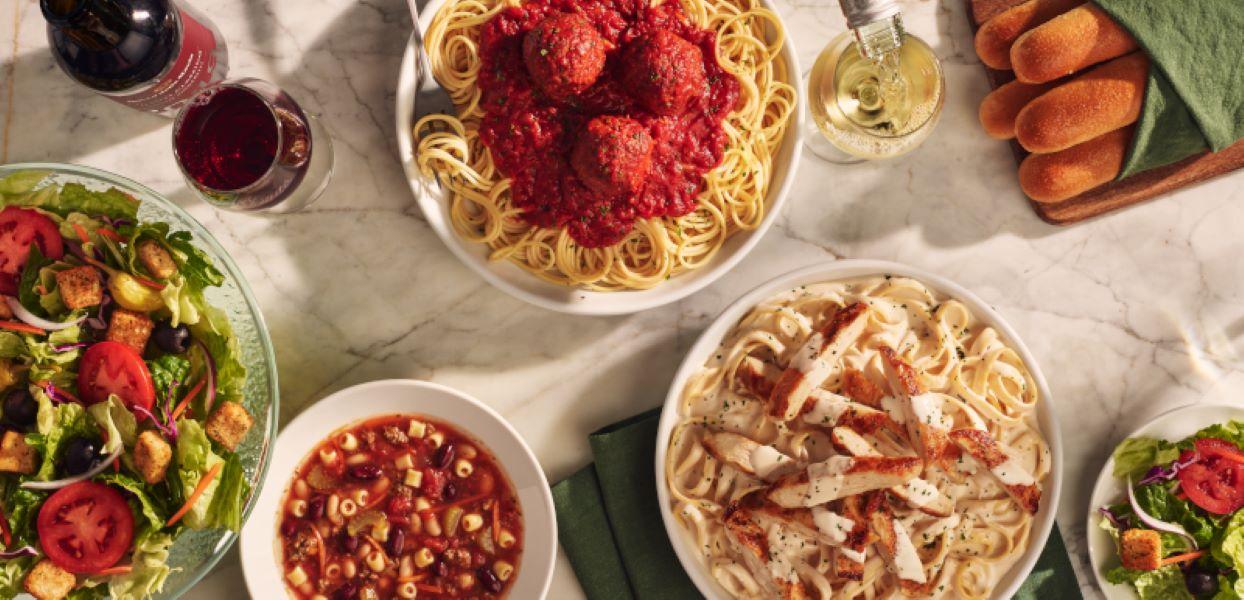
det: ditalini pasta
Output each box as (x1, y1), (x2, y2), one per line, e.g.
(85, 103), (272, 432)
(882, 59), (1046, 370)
(664, 276), (1051, 599)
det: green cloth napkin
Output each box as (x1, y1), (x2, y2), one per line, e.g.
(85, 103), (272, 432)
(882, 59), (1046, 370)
(1093, 0), (1244, 178)
(553, 409), (1083, 599)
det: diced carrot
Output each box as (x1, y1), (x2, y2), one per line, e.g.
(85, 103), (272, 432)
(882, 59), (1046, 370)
(0, 320), (45, 336)
(167, 462), (223, 527)
(1162, 550), (1205, 566)
(94, 565), (133, 576)
(71, 223), (91, 245)
(170, 378), (206, 421)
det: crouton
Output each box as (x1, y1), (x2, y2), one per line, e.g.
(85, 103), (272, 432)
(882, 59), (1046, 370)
(54, 266), (103, 310)
(24, 559), (75, 600)
(133, 430), (172, 484)
(137, 240), (177, 280)
(205, 401), (254, 451)
(1120, 528), (1162, 571)
(0, 430), (37, 474)
(106, 308), (153, 354)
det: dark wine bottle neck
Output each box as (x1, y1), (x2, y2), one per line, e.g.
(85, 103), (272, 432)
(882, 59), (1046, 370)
(41, 0), (138, 49)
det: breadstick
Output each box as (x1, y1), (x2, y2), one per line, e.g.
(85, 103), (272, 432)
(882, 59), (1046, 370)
(1010, 3), (1138, 84)
(979, 79), (1058, 140)
(1014, 52), (1147, 154)
(1018, 126), (1133, 203)
(973, 0), (1083, 70)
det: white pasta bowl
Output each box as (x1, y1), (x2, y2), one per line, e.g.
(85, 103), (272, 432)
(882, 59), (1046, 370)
(394, 0), (804, 315)
(239, 379), (556, 599)
(1087, 403), (1244, 600)
(654, 259), (1064, 599)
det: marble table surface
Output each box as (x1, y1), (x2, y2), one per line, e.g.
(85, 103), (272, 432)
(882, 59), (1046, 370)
(4, 0), (1244, 597)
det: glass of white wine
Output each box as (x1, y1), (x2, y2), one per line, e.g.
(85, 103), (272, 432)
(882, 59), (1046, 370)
(805, 6), (945, 163)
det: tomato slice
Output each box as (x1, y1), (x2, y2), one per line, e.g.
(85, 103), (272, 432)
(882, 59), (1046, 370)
(77, 341), (156, 411)
(36, 481), (134, 574)
(1177, 438), (1244, 515)
(0, 206), (64, 295)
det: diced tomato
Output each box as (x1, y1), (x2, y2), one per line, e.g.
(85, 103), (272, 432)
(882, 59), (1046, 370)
(36, 482), (134, 574)
(1177, 438), (1244, 515)
(0, 207), (64, 295)
(423, 536), (449, 553)
(422, 467), (447, 501)
(77, 341), (156, 411)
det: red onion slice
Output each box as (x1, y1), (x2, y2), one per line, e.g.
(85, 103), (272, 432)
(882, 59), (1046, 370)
(20, 446), (122, 491)
(0, 546), (37, 559)
(4, 296), (86, 332)
(195, 341), (218, 415)
(1127, 478), (1198, 549)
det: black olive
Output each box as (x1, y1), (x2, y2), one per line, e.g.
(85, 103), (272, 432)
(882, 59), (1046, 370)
(60, 437), (99, 476)
(152, 322), (191, 354)
(1187, 572), (1218, 597)
(3, 389), (37, 427)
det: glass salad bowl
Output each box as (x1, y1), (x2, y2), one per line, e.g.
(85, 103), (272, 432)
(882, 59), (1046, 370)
(0, 162), (279, 599)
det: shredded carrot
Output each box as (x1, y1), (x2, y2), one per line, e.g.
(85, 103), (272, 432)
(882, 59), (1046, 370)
(133, 275), (165, 290)
(492, 500), (501, 545)
(398, 574), (429, 583)
(415, 584), (444, 594)
(0, 320), (45, 336)
(94, 565), (133, 576)
(166, 462), (222, 527)
(97, 228), (124, 243)
(170, 378), (206, 421)
(71, 223), (91, 245)
(310, 524), (327, 574)
(0, 502), (12, 547)
(435, 491), (489, 512)
(1161, 550), (1205, 566)
(80, 255), (113, 274)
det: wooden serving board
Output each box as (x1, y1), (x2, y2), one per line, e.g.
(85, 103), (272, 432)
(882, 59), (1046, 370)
(967, 0), (1244, 224)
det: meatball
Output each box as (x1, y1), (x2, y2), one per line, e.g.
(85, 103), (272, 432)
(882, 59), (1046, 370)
(619, 30), (708, 115)
(522, 13), (608, 101)
(571, 116), (654, 194)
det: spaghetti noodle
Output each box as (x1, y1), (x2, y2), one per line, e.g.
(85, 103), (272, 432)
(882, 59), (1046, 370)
(664, 276), (1051, 599)
(415, 0), (794, 290)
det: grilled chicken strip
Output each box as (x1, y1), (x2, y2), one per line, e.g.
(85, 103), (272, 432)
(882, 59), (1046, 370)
(802, 390), (903, 436)
(869, 502), (929, 586)
(878, 346), (953, 463)
(840, 368), (885, 408)
(769, 303), (869, 421)
(949, 428), (1042, 514)
(830, 427), (954, 517)
(768, 455), (922, 508)
(735, 356), (780, 400)
(723, 503), (812, 600)
(702, 431), (800, 482)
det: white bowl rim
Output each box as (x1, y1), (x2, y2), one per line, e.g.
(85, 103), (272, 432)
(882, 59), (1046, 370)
(394, 1), (805, 315)
(1085, 402), (1244, 600)
(239, 379), (556, 599)
(653, 259), (1065, 600)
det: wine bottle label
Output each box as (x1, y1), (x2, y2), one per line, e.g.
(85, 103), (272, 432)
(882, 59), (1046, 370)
(110, 2), (228, 113)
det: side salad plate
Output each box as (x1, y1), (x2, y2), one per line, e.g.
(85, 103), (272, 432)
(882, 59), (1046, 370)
(1089, 403), (1244, 600)
(0, 164), (278, 600)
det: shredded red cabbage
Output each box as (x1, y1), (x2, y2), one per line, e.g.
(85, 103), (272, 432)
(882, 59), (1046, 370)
(1098, 505), (1129, 529)
(42, 382), (73, 404)
(50, 342), (88, 353)
(133, 404), (178, 441)
(1138, 453), (1199, 486)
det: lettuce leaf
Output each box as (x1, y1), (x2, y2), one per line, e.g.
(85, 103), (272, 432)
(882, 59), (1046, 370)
(107, 530), (176, 600)
(0, 477), (45, 548)
(126, 223), (224, 288)
(1215, 510), (1244, 573)
(147, 354), (191, 406)
(1135, 483), (1218, 548)
(0, 555), (34, 599)
(207, 452), (250, 532)
(1213, 576), (1244, 600)
(1113, 436), (1182, 481)
(27, 400), (94, 481)
(0, 170), (50, 196)
(87, 395), (138, 454)
(15, 182), (141, 221)
(173, 419), (224, 529)
(189, 302), (245, 404)
(1187, 421), (1244, 452)
(95, 472), (169, 532)
(1132, 565), (1194, 600)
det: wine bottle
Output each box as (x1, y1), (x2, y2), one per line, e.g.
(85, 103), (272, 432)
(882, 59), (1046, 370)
(41, 0), (229, 115)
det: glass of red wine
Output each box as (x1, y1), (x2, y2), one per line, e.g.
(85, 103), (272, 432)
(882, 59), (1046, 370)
(173, 78), (333, 212)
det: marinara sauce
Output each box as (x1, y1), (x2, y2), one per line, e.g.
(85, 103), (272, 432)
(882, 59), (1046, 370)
(477, 0), (740, 248)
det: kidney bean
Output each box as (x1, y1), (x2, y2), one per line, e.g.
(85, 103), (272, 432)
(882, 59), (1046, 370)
(308, 495), (326, 520)
(479, 567), (503, 593)
(434, 560), (449, 578)
(443, 481), (458, 500)
(349, 464), (382, 480)
(387, 527), (406, 556)
(279, 519), (299, 538)
(339, 531), (360, 553)
(433, 443), (455, 469)
(334, 581), (358, 600)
